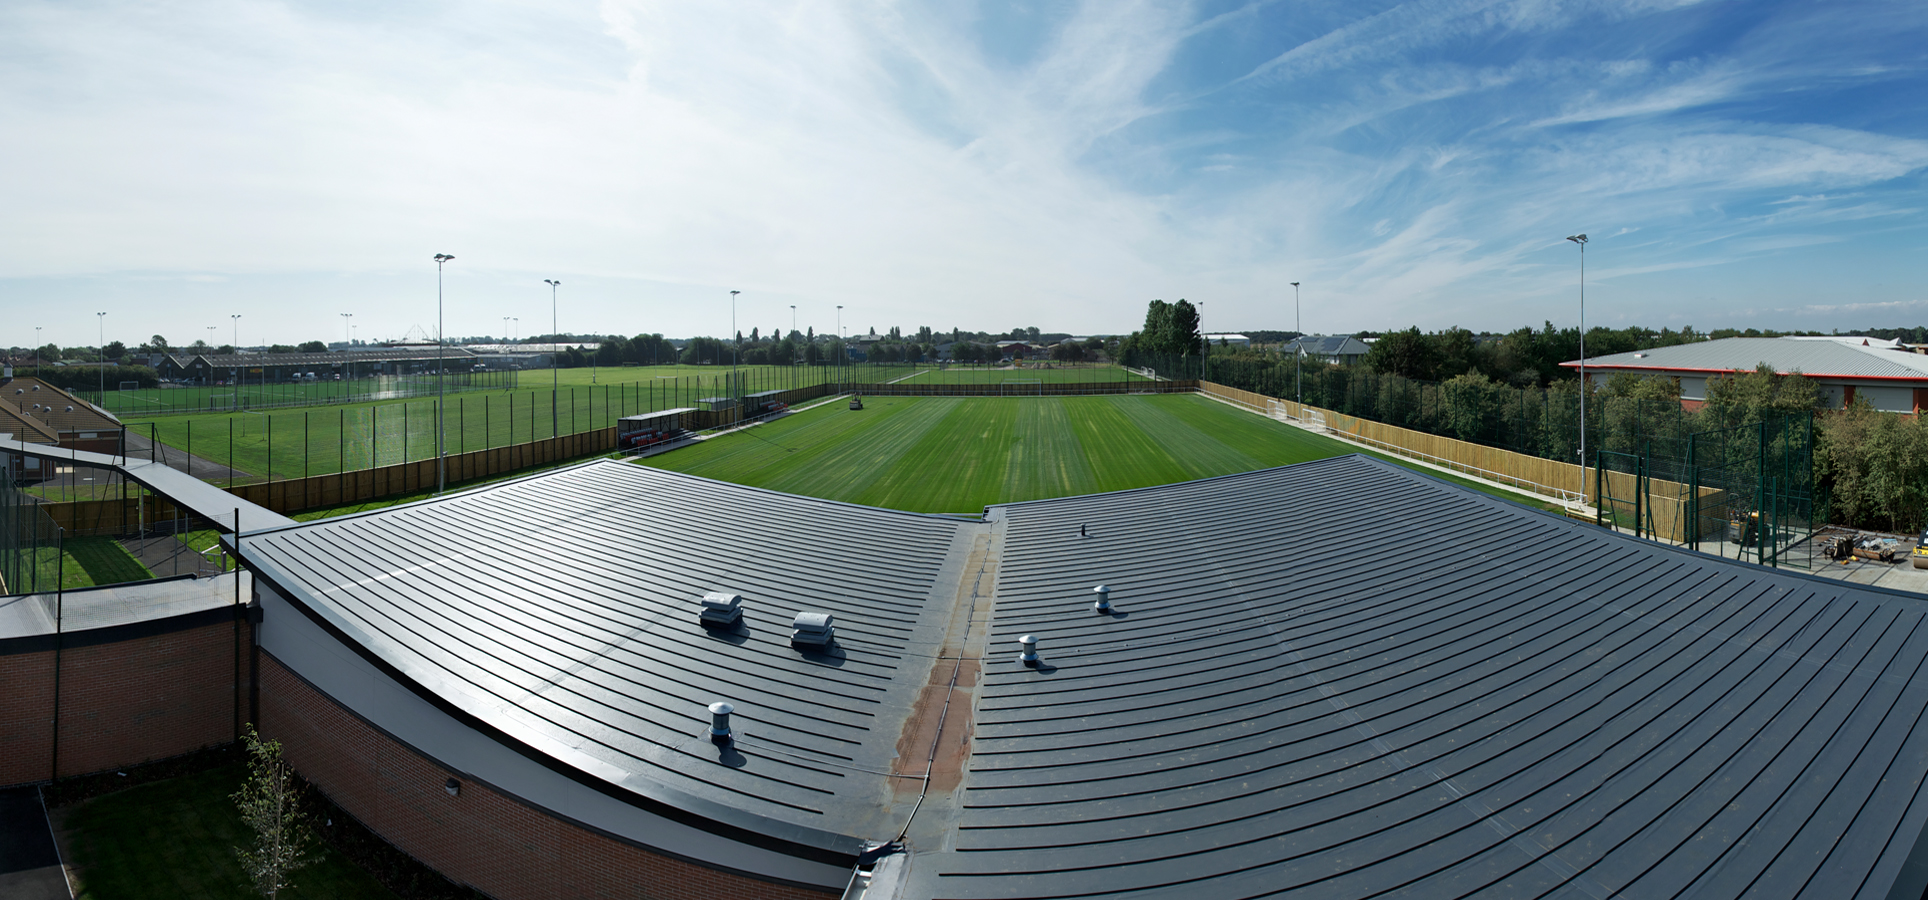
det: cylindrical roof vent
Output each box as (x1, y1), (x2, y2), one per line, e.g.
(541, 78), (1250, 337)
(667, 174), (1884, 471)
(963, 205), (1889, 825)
(1018, 634), (1039, 667)
(1093, 584), (1111, 614)
(709, 701), (734, 745)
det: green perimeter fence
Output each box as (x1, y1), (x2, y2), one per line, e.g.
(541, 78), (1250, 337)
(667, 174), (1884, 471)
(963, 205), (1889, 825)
(1, 449), (63, 594)
(83, 359), (1141, 417)
(1593, 411), (1816, 568)
(121, 364), (1147, 488)
(129, 376), (759, 487)
(79, 370), (520, 416)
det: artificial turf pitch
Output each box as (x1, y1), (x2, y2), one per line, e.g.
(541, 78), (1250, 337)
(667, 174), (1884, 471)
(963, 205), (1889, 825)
(642, 393), (1553, 514)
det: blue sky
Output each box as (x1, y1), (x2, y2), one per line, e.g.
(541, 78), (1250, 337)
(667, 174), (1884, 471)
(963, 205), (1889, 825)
(2, 0), (1924, 347)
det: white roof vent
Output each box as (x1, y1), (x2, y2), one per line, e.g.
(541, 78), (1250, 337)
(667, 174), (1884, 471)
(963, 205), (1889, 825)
(791, 611), (835, 647)
(698, 591), (742, 626)
(708, 701), (734, 745)
(1093, 584), (1111, 613)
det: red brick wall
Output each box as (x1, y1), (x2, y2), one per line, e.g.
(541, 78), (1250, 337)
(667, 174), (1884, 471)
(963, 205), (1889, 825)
(0, 652), (56, 785)
(258, 656), (838, 900)
(0, 618), (244, 787)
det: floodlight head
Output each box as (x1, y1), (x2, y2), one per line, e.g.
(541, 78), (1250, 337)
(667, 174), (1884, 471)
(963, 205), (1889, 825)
(731, 290), (740, 296)
(1290, 282), (1299, 287)
(435, 253), (455, 262)
(1566, 234), (1587, 244)
(545, 279), (559, 287)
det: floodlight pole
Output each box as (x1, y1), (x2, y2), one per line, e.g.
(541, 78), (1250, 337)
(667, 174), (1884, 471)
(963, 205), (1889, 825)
(341, 313), (353, 346)
(434, 254), (454, 493)
(97, 312), (106, 397)
(836, 305), (844, 389)
(730, 290), (741, 406)
(1567, 234), (1588, 499)
(1291, 282), (1302, 410)
(545, 279), (560, 438)
(230, 315), (242, 386)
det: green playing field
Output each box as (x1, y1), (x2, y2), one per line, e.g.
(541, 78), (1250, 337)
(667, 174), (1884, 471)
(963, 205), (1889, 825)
(640, 393), (1554, 514)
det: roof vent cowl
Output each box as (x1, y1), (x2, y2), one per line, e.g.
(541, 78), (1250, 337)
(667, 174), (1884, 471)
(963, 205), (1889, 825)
(792, 611), (835, 647)
(698, 591), (743, 627)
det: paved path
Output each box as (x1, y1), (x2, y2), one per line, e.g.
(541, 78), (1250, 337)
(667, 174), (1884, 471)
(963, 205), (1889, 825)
(122, 429), (250, 481)
(0, 788), (69, 900)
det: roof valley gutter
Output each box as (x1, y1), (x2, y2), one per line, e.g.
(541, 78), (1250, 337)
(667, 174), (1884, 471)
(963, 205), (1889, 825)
(894, 559), (988, 844)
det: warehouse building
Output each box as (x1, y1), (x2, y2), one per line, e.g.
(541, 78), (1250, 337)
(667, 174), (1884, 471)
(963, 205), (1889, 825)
(1568, 336), (1928, 412)
(10, 452), (1928, 898)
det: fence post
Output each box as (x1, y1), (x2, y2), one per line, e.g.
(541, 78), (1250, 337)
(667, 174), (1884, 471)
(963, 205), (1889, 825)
(1687, 434), (1699, 553)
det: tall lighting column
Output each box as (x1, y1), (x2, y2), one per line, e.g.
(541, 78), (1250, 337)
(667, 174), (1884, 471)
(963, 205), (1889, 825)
(730, 290), (741, 407)
(1566, 234), (1588, 496)
(836, 305), (844, 388)
(790, 304), (798, 388)
(1291, 282), (1302, 410)
(341, 313), (353, 385)
(97, 312), (107, 397)
(231, 314), (242, 387)
(433, 253), (454, 492)
(545, 279), (560, 438)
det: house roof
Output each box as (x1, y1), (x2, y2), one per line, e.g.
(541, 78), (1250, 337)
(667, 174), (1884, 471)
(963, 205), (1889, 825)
(1566, 337), (1928, 382)
(232, 455), (1928, 897)
(188, 348), (483, 369)
(1287, 334), (1372, 356)
(0, 377), (120, 432)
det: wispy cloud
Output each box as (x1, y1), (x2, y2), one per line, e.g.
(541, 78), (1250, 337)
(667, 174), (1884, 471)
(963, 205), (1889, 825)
(0, 0), (1924, 346)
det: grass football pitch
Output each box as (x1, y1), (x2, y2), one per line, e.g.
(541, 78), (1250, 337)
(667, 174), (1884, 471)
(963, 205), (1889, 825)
(642, 394), (1556, 514)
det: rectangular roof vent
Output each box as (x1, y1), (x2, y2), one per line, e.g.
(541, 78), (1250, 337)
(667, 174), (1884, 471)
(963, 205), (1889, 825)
(791, 611), (835, 646)
(699, 591), (742, 626)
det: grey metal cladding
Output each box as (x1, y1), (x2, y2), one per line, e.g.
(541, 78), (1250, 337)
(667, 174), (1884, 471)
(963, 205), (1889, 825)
(238, 459), (970, 846)
(1576, 337), (1928, 379)
(941, 455), (1928, 900)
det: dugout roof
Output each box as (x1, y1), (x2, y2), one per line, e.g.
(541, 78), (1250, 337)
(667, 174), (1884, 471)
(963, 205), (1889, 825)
(232, 455), (1928, 899)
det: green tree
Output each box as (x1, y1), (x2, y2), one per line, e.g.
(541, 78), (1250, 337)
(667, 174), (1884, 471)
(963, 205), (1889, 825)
(1703, 364), (1819, 426)
(1817, 402), (1928, 533)
(1363, 327), (1436, 380)
(297, 340), (327, 353)
(102, 340), (128, 362)
(232, 726), (319, 899)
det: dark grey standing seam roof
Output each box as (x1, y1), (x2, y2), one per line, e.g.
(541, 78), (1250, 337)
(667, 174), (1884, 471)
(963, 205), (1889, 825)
(930, 455), (1928, 900)
(231, 452), (1928, 898)
(236, 459), (976, 861)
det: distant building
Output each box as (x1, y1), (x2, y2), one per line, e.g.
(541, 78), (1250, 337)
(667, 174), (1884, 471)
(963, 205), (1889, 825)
(1202, 333), (1251, 348)
(152, 348), (487, 384)
(1567, 336), (1928, 412)
(0, 372), (122, 480)
(1284, 334), (1372, 366)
